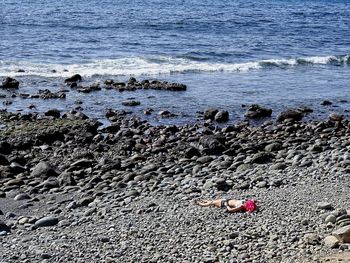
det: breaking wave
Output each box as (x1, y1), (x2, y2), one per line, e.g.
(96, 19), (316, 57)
(0, 55), (349, 78)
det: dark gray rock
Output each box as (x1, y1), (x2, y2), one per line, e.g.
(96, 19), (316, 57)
(65, 74), (82, 83)
(0, 220), (10, 232)
(1, 77), (19, 89)
(250, 152), (273, 164)
(320, 100), (332, 106)
(0, 154), (9, 165)
(204, 108), (218, 120)
(277, 109), (303, 122)
(0, 141), (12, 155)
(34, 216), (59, 227)
(215, 110), (229, 122)
(122, 100), (141, 106)
(244, 104), (272, 119)
(31, 162), (58, 178)
(45, 109), (61, 118)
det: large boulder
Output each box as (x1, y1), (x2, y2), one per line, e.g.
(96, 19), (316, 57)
(333, 226), (350, 243)
(277, 109), (303, 122)
(204, 108), (219, 120)
(65, 74), (82, 83)
(1, 77), (19, 89)
(244, 104), (272, 119)
(215, 110), (229, 122)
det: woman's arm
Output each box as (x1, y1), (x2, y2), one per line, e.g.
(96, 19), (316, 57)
(226, 206), (243, 213)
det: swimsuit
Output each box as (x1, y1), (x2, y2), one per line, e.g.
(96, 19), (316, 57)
(221, 199), (245, 209)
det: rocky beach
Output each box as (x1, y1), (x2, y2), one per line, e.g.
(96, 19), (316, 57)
(0, 76), (350, 262)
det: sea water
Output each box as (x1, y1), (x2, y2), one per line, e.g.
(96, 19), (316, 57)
(1, 0), (350, 124)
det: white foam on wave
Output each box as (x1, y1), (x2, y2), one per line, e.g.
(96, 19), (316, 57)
(0, 55), (348, 78)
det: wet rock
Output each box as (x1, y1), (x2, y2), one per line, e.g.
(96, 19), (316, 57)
(45, 109), (61, 118)
(204, 108), (218, 120)
(320, 100), (332, 106)
(329, 113), (343, 122)
(158, 110), (176, 118)
(277, 109), (303, 122)
(65, 74), (82, 83)
(37, 89), (66, 99)
(215, 110), (229, 122)
(122, 100), (140, 107)
(1, 77), (19, 89)
(244, 104), (272, 119)
(297, 106), (313, 113)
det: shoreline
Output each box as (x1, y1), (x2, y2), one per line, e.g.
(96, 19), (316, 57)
(0, 75), (349, 128)
(0, 110), (350, 262)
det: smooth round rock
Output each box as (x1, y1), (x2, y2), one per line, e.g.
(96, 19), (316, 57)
(34, 216), (59, 227)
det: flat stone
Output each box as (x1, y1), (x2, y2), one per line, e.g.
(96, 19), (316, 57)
(196, 156), (213, 164)
(317, 202), (333, 210)
(34, 216), (59, 228)
(324, 236), (340, 248)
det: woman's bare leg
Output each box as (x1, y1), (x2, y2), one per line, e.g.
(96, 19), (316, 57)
(195, 199), (222, 207)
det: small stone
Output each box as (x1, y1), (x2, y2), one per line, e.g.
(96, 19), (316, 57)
(99, 236), (110, 243)
(304, 233), (320, 245)
(196, 156), (213, 164)
(41, 253), (52, 259)
(77, 197), (94, 207)
(18, 217), (29, 225)
(325, 215), (337, 224)
(122, 100), (140, 107)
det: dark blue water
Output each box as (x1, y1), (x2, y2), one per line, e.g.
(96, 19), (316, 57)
(1, 0), (350, 124)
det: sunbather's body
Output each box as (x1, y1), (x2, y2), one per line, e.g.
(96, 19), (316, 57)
(195, 198), (256, 213)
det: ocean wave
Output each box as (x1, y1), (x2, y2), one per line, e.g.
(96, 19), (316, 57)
(0, 55), (349, 78)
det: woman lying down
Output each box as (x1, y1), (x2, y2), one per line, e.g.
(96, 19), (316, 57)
(195, 198), (257, 213)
